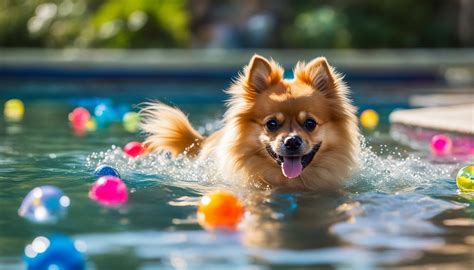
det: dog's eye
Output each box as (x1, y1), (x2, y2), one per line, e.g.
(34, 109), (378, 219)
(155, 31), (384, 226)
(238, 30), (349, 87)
(303, 118), (317, 131)
(265, 119), (279, 132)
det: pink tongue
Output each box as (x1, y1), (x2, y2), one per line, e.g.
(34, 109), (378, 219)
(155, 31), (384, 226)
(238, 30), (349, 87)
(281, 156), (303, 179)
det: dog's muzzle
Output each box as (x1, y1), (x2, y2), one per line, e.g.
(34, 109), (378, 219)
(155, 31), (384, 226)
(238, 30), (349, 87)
(265, 142), (322, 169)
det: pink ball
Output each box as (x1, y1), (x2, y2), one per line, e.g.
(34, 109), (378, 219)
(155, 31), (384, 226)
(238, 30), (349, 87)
(430, 134), (452, 156)
(89, 176), (128, 206)
(69, 107), (90, 129)
(123, 141), (144, 157)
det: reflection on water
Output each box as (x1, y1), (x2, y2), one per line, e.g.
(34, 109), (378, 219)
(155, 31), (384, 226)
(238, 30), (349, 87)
(242, 191), (345, 249)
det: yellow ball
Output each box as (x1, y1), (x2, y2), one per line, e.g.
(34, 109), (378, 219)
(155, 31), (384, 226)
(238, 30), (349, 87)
(4, 99), (25, 122)
(456, 165), (474, 192)
(85, 117), (97, 132)
(360, 109), (379, 130)
(123, 112), (140, 133)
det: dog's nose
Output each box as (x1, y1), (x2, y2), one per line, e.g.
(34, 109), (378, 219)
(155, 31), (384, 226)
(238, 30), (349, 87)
(284, 136), (303, 151)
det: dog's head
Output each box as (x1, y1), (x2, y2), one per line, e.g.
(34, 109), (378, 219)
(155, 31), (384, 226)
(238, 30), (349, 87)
(225, 55), (359, 189)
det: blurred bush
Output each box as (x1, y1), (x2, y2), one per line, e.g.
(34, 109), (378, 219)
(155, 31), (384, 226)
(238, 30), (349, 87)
(284, 0), (461, 48)
(0, 0), (189, 48)
(0, 0), (466, 48)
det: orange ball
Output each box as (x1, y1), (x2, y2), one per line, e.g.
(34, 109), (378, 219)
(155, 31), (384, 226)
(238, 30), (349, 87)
(197, 191), (244, 231)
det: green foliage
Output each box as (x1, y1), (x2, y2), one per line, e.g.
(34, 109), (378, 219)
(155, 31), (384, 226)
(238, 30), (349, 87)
(84, 0), (189, 48)
(284, 0), (459, 48)
(285, 6), (350, 48)
(0, 0), (461, 48)
(0, 0), (189, 48)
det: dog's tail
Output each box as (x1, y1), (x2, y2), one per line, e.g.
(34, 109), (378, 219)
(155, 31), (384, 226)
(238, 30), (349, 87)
(139, 102), (203, 157)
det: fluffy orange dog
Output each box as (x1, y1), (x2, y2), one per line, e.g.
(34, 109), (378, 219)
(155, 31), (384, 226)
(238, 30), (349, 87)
(140, 55), (360, 191)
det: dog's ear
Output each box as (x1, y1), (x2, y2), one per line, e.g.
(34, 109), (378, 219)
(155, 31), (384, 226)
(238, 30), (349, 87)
(246, 55), (280, 93)
(295, 57), (339, 97)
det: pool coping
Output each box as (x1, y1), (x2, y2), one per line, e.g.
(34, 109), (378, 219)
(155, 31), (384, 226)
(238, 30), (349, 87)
(389, 104), (474, 135)
(1, 48), (473, 82)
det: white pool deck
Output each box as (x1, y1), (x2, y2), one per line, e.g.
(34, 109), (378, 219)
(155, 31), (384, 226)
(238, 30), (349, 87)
(390, 103), (474, 135)
(409, 93), (474, 107)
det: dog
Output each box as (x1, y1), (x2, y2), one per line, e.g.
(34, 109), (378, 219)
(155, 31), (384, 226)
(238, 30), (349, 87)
(140, 55), (360, 191)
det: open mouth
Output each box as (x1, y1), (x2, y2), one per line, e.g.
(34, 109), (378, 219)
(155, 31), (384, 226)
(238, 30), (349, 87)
(266, 142), (322, 179)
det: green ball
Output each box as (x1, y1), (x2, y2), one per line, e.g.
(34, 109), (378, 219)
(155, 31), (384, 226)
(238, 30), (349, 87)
(123, 112), (140, 133)
(456, 165), (474, 192)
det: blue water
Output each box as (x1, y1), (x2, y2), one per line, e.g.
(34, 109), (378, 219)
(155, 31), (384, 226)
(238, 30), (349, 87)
(0, 79), (473, 269)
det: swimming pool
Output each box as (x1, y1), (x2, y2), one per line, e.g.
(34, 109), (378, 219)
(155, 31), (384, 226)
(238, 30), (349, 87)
(0, 77), (472, 269)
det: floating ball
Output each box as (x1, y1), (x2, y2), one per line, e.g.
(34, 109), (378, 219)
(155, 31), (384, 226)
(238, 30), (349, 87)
(456, 165), (474, 192)
(123, 112), (140, 133)
(197, 191), (245, 230)
(68, 107), (90, 129)
(430, 134), (452, 156)
(89, 176), (128, 206)
(360, 109), (379, 130)
(4, 99), (25, 122)
(24, 234), (86, 270)
(94, 103), (116, 126)
(18, 186), (70, 224)
(123, 141), (144, 157)
(85, 117), (97, 132)
(94, 164), (121, 178)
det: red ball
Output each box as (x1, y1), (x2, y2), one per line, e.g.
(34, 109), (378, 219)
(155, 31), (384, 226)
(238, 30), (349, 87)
(68, 107), (90, 129)
(123, 141), (144, 157)
(89, 176), (128, 206)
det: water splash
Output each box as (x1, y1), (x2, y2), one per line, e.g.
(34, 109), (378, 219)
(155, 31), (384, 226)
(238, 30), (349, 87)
(347, 138), (458, 193)
(86, 136), (459, 195)
(86, 145), (232, 194)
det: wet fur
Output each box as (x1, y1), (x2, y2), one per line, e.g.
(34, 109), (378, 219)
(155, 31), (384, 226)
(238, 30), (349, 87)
(140, 55), (360, 191)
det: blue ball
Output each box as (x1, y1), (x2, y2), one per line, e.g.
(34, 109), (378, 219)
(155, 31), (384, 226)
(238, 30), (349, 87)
(94, 103), (117, 127)
(94, 164), (121, 178)
(18, 186), (70, 224)
(24, 234), (85, 270)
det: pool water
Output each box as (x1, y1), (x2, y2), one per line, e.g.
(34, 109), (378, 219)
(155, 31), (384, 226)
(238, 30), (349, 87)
(0, 79), (473, 269)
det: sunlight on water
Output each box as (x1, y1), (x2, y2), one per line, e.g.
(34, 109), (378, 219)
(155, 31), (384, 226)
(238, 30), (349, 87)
(83, 125), (469, 267)
(2, 81), (472, 269)
(75, 230), (423, 269)
(330, 192), (465, 250)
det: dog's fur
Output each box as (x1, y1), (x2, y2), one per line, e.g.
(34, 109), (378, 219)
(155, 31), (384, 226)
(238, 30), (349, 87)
(140, 55), (360, 191)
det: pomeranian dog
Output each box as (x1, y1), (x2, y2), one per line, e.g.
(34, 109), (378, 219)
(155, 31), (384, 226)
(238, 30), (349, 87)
(140, 55), (360, 191)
